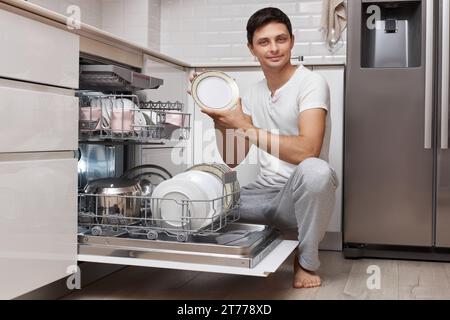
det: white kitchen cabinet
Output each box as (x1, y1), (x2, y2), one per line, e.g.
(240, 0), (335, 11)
(0, 6), (80, 300)
(0, 153), (77, 300)
(0, 78), (78, 153)
(311, 66), (345, 235)
(0, 8), (79, 89)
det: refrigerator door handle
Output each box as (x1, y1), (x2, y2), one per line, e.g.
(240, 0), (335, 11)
(425, 0), (434, 149)
(442, 0), (450, 149)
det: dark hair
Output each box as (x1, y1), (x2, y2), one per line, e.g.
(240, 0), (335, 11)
(246, 7), (293, 44)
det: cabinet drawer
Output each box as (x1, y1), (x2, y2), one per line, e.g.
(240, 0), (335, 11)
(0, 81), (78, 153)
(0, 154), (77, 299)
(0, 9), (79, 88)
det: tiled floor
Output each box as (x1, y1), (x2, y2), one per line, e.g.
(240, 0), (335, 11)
(63, 251), (450, 300)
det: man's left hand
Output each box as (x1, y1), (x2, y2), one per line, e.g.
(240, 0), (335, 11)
(200, 98), (254, 131)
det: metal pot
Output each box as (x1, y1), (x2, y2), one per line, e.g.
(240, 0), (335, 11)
(84, 177), (142, 225)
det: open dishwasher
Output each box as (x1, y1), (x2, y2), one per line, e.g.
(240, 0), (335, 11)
(75, 55), (298, 277)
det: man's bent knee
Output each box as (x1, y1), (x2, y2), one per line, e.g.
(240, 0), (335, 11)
(292, 158), (337, 194)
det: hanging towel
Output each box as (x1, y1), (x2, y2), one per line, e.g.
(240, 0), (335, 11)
(320, 0), (348, 51)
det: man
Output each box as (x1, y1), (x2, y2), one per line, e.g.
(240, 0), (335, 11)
(192, 7), (338, 289)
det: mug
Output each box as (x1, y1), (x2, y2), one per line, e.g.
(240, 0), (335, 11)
(79, 106), (102, 131)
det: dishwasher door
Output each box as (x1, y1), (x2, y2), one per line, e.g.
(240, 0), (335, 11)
(77, 223), (298, 277)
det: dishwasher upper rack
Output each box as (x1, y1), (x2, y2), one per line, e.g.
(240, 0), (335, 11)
(139, 101), (184, 112)
(77, 93), (191, 142)
(139, 101), (191, 140)
(77, 188), (241, 242)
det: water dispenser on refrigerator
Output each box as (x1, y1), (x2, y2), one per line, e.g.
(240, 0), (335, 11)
(361, 1), (422, 68)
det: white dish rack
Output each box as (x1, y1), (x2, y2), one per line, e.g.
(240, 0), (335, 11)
(78, 171), (241, 242)
(78, 93), (191, 142)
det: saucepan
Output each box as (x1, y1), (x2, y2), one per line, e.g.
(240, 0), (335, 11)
(84, 177), (143, 225)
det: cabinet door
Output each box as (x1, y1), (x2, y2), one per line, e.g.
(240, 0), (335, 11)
(312, 66), (345, 235)
(0, 79), (78, 153)
(0, 8), (79, 89)
(0, 154), (77, 299)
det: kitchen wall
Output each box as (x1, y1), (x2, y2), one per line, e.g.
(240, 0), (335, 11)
(28, 0), (346, 64)
(160, 0), (346, 64)
(100, 0), (161, 50)
(28, 0), (103, 28)
(28, 0), (161, 51)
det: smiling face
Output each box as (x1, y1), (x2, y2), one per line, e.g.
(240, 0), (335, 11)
(247, 22), (295, 70)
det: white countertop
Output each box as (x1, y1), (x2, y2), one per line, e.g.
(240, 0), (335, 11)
(1, 0), (346, 69)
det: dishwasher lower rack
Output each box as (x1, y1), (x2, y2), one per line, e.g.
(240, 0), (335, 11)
(77, 189), (241, 243)
(76, 192), (285, 269)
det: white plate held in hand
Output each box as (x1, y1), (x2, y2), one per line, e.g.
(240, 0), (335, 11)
(191, 71), (239, 111)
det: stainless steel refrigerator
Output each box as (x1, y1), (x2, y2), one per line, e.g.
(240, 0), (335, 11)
(344, 0), (450, 260)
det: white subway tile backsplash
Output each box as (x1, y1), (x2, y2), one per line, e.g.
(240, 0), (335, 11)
(183, 19), (208, 32)
(194, 31), (223, 45)
(294, 43), (311, 56)
(298, 1), (323, 14)
(231, 44), (252, 58)
(267, 2), (298, 15)
(123, 0), (149, 15)
(295, 29), (324, 42)
(220, 31), (247, 44)
(206, 18), (239, 32)
(206, 44), (232, 56)
(161, 0), (346, 64)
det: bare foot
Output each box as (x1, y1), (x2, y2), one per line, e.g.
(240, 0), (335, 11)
(293, 255), (322, 289)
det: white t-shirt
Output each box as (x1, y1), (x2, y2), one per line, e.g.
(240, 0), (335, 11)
(242, 65), (331, 188)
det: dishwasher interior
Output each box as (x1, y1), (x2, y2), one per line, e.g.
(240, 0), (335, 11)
(75, 55), (288, 271)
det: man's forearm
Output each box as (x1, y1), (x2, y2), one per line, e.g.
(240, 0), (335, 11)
(236, 127), (321, 165)
(214, 123), (249, 168)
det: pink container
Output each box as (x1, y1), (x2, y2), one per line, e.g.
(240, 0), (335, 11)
(79, 106), (102, 131)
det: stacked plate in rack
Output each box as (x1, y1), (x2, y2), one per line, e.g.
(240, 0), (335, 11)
(185, 163), (240, 209)
(151, 163), (240, 232)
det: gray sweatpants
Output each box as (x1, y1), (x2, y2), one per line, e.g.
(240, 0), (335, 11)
(238, 158), (339, 271)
